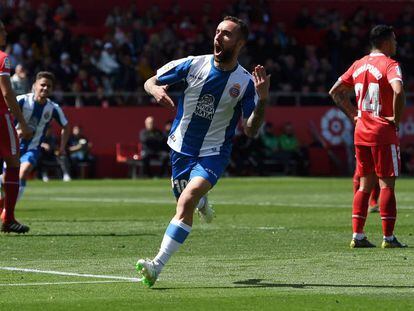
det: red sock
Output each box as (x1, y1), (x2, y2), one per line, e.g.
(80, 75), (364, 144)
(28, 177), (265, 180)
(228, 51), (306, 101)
(352, 190), (370, 233)
(369, 183), (380, 206)
(2, 167), (19, 223)
(379, 187), (396, 237)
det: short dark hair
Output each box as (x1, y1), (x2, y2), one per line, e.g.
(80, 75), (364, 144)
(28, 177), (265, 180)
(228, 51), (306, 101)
(36, 71), (55, 86)
(370, 25), (394, 48)
(223, 16), (249, 41)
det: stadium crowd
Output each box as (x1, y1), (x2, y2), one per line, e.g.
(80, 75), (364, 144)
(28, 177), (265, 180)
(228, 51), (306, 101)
(0, 0), (413, 106)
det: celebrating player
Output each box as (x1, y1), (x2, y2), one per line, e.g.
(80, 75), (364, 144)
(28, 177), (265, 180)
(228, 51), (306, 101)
(0, 20), (32, 233)
(136, 16), (270, 287)
(329, 25), (406, 248)
(0, 71), (70, 205)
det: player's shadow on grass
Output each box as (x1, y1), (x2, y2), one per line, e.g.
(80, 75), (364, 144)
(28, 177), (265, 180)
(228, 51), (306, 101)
(233, 279), (414, 289)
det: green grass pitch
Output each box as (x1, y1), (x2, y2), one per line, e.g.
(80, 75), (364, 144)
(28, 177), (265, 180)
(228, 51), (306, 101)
(0, 177), (413, 310)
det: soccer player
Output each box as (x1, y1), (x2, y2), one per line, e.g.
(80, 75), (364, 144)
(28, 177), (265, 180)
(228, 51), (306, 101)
(136, 16), (270, 287)
(0, 71), (70, 204)
(329, 25), (406, 248)
(0, 20), (32, 233)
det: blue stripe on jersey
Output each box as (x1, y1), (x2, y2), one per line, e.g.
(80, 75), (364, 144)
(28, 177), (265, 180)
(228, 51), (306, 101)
(52, 108), (64, 126)
(221, 101), (242, 156)
(181, 64), (232, 155)
(157, 59), (193, 85)
(165, 222), (190, 243)
(20, 102), (46, 151)
(241, 79), (256, 118)
(170, 93), (185, 138)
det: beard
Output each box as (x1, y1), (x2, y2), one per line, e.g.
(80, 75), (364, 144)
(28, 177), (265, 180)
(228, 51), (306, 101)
(214, 45), (236, 63)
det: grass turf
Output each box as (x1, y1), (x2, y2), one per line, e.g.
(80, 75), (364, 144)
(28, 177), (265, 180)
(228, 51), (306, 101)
(0, 177), (413, 310)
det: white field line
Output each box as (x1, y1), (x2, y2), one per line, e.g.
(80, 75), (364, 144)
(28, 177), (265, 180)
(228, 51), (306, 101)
(0, 280), (130, 287)
(0, 267), (141, 282)
(25, 196), (414, 209)
(27, 196), (351, 208)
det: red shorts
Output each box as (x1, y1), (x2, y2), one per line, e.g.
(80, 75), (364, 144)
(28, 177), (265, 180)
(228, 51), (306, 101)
(355, 144), (400, 178)
(0, 113), (19, 158)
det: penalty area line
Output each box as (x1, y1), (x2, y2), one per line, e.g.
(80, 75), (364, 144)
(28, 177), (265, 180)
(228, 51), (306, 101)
(0, 267), (142, 282)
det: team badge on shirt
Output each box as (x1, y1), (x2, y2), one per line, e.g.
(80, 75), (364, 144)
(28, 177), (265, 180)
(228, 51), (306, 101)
(395, 65), (402, 77)
(43, 111), (51, 120)
(195, 94), (215, 120)
(229, 83), (241, 98)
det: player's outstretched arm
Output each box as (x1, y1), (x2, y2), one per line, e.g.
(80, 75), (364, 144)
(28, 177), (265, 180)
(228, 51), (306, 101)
(0, 75), (31, 139)
(244, 65), (270, 137)
(329, 80), (356, 122)
(144, 75), (175, 109)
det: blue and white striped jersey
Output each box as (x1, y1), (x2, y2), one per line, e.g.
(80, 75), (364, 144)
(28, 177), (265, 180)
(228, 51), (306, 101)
(157, 54), (258, 157)
(16, 93), (68, 152)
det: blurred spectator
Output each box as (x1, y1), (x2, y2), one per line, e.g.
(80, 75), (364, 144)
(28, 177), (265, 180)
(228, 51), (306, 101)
(37, 127), (71, 182)
(261, 122), (279, 158)
(278, 122), (306, 175)
(56, 52), (78, 92)
(37, 127), (59, 182)
(97, 42), (120, 75)
(11, 64), (30, 95)
(67, 125), (95, 178)
(139, 116), (169, 177)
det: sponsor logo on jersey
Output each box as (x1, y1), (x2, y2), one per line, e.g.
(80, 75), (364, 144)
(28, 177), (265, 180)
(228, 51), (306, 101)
(229, 83), (241, 98)
(195, 94), (215, 120)
(4, 57), (10, 70)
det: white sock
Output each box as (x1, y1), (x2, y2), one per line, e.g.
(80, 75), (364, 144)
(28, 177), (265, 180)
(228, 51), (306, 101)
(153, 218), (192, 273)
(195, 196), (207, 210)
(353, 233), (365, 240)
(384, 235), (394, 241)
(17, 180), (26, 201)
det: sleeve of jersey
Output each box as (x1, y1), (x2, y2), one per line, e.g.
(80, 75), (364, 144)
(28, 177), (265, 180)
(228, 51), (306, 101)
(156, 56), (194, 85)
(52, 105), (68, 127)
(241, 79), (258, 119)
(339, 63), (354, 86)
(0, 55), (11, 76)
(387, 61), (403, 84)
(16, 96), (25, 109)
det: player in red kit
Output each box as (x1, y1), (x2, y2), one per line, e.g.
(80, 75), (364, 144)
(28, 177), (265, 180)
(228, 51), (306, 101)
(0, 20), (32, 233)
(329, 25), (406, 248)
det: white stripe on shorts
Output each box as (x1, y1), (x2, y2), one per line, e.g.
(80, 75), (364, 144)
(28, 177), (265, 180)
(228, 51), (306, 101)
(391, 144), (399, 177)
(4, 114), (17, 155)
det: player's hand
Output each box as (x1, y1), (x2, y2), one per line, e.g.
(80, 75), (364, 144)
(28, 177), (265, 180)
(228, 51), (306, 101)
(153, 85), (175, 110)
(252, 65), (271, 101)
(19, 123), (33, 140)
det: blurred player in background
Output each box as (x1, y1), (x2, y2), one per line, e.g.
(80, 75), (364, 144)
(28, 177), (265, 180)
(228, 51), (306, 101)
(0, 20), (32, 233)
(329, 25), (406, 248)
(136, 16), (270, 287)
(0, 71), (70, 206)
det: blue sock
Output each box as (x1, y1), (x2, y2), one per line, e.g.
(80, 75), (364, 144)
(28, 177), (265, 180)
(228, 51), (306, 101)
(153, 218), (192, 271)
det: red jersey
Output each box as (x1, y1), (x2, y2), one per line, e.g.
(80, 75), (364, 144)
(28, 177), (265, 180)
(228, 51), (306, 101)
(340, 52), (403, 146)
(0, 50), (11, 114)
